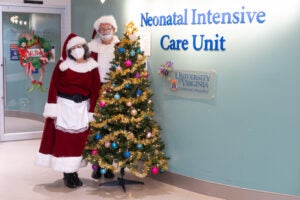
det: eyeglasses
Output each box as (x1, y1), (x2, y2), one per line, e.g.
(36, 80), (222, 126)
(98, 26), (113, 34)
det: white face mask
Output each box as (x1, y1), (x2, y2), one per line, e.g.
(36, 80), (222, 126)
(99, 32), (113, 41)
(71, 47), (85, 59)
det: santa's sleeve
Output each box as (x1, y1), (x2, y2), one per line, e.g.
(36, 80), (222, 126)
(43, 60), (61, 118)
(88, 67), (101, 121)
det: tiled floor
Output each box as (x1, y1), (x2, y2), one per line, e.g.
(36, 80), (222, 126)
(0, 139), (224, 200)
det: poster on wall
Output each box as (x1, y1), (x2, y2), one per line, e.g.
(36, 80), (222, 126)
(163, 69), (216, 100)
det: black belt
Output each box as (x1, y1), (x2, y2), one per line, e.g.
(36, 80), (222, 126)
(57, 92), (89, 103)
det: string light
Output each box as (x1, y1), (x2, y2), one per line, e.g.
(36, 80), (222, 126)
(100, 0), (105, 4)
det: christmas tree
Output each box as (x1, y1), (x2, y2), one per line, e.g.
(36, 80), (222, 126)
(83, 21), (168, 179)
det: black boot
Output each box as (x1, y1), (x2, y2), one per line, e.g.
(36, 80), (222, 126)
(72, 172), (83, 186)
(104, 169), (115, 179)
(63, 173), (77, 188)
(91, 169), (101, 179)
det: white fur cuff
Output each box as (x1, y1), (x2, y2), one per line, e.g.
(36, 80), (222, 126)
(43, 103), (57, 118)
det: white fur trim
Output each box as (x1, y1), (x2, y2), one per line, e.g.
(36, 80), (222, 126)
(94, 15), (118, 32)
(88, 112), (95, 122)
(35, 152), (87, 173)
(59, 58), (98, 73)
(67, 36), (87, 50)
(43, 103), (57, 118)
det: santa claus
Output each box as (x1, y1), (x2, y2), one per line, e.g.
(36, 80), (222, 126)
(35, 33), (100, 188)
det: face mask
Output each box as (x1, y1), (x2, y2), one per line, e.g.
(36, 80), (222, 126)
(71, 47), (85, 59)
(99, 32), (113, 41)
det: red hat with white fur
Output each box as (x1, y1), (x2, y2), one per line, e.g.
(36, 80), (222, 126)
(91, 15), (118, 39)
(61, 33), (87, 60)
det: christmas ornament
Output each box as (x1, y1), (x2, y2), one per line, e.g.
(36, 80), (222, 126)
(135, 73), (141, 78)
(105, 141), (111, 148)
(116, 66), (122, 71)
(146, 131), (152, 138)
(100, 168), (107, 174)
(114, 93), (121, 100)
(105, 87), (111, 92)
(123, 150), (131, 158)
(160, 169), (165, 173)
(151, 166), (159, 175)
(130, 50), (135, 56)
(136, 89), (142, 96)
(118, 47), (125, 54)
(144, 71), (149, 78)
(126, 101), (132, 107)
(91, 149), (98, 155)
(111, 142), (118, 149)
(125, 84), (131, 89)
(124, 60), (132, 67)
(95, 133), (102, 140)
(92, 164), (98, 171)
(136, 144), (143, 149)
(136, 48), (141, 53)
(99, 101), (106, 108)
(131, 109), (137, 116)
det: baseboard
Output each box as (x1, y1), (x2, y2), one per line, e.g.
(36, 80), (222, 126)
(150, 172), (300, 200)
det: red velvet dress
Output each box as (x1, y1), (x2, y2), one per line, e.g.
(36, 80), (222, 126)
(35, 58), (100, 173)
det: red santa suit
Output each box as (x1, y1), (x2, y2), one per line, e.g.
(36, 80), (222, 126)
(35, 33), (100, 173)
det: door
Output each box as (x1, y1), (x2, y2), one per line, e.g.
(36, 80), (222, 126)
(0, 5), (67, 141)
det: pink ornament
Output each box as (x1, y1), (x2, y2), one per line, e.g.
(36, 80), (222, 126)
(100, 101), (106, 108)
(105, 141), (111, 148)
(146, 132), (152, 138)
(116, 66), (122, 71)
(91, 149), (98, 155)
(144, 72), (149, 78)
(126, 102), (132, 107)
(151, 166), (159, 175)
(124, 60), (132, 67)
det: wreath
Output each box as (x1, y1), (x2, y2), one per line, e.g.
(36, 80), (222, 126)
(18, 31), (53, 92)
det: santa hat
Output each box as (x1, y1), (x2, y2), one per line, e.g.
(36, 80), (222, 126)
(61, 33), (87, 60)
(91, 15), (118, 39)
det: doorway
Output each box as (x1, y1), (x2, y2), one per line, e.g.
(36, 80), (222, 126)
(0, 4), (68, 141)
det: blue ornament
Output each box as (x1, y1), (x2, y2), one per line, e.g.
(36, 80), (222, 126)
(130, 50), (135, 56)
(125, 84), (131, 89)
(136, 89), (142, 96)
(114, 93), (121, 100)
(118, 47), (125, 54)
(159, 169), (165, 173)
(136, 144), (143, 149)
(136, 49), (141, 53)
(95, 133), (102, 140)
(123, 150), (131, 158)
(111, 142), (118, 149)
(100, 168), (107, 174)
(114, 64), (118, 68)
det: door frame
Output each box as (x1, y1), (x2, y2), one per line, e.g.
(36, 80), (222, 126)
(0, 2), (70, 141)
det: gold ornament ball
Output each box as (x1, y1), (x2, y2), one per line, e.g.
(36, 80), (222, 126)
(131, 109), (137, 116)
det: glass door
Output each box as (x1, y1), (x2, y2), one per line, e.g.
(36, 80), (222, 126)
(0, 5), (65, 141)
